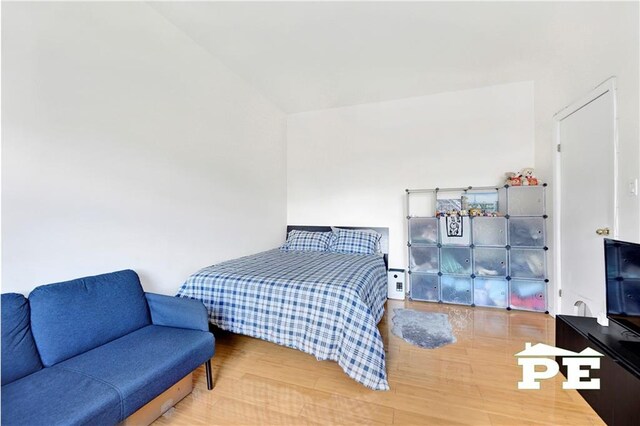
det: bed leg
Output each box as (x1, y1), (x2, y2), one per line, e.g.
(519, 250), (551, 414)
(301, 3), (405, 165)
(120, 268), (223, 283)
(205, 360), (213, 390)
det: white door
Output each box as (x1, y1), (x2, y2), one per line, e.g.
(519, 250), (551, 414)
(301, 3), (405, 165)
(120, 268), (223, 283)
(555, 79), (618, 317)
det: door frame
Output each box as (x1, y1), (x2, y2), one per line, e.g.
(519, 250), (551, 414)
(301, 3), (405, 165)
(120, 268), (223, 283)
(552, 77), (619, 316)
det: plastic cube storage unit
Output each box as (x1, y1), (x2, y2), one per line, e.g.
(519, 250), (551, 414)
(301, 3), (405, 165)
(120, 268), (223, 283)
(441, 275), (472, 305)
(409, 246), (439, 273)
(405, 185), (548, 312)
(510, 279), (546, 311)
(439, 216), (471, 246)
(440, 247), (472, 275)
(510, 248), (546, 280)
(410, 273), (439, 302)
(509, 217), (545, 248)
(474, 278), (508, 308)
(409, 217), (438, 244)
(507, 186), (545, 216)
(474, 248), (507, 277)
(472, 217), (507, 246)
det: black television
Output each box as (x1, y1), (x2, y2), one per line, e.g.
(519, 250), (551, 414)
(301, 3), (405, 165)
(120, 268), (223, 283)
(605, 238), (640, 337)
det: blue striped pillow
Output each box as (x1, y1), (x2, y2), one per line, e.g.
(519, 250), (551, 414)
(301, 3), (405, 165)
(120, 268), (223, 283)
(329, 229), (381, 255)
(281, 230), (333, 252)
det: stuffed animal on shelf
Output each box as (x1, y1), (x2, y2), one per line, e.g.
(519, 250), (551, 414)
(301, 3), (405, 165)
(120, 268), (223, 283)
(505, 171), (522, 186)
(505, 168), (539, 186)
(519, 167), (539, 186)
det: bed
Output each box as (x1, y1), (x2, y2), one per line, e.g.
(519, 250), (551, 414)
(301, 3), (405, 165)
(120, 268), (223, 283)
(177, 225), (390, 390)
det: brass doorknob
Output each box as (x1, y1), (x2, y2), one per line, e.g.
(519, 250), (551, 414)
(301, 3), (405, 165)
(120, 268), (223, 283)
(596, 228), (610, 236)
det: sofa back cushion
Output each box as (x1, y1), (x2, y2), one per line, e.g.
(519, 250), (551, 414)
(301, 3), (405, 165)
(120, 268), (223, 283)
(29, 270), (150, 366)
(1, 293), (43, 385)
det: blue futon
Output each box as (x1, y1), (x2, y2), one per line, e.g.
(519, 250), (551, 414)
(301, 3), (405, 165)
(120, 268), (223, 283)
(1, 270), (215, 426)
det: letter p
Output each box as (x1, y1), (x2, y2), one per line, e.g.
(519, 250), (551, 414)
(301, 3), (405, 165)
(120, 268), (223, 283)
(518, 358), (560, 389)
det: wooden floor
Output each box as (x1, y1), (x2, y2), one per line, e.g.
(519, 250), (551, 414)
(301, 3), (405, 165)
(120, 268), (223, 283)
(154, 300), (603, 425)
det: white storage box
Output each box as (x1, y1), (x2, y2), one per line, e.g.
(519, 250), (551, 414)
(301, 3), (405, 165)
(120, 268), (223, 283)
(388, 269), (406, 300)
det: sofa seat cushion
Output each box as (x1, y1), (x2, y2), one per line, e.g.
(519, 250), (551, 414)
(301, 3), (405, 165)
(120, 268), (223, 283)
(57, 325), (214, 418)
(1, 367), (121, 426)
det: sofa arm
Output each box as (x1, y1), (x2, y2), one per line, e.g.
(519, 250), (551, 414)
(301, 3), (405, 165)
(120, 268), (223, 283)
(145, 293), (209, 331)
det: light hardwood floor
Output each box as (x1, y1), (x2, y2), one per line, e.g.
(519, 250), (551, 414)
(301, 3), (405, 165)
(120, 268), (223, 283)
(154, 300), (603, 425)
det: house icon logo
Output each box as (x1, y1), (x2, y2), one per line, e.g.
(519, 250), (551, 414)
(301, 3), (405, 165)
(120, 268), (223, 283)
(515, 342), (604, 390)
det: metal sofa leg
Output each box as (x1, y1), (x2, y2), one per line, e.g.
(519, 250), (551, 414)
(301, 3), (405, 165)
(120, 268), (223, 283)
(205, 360), (213, 390)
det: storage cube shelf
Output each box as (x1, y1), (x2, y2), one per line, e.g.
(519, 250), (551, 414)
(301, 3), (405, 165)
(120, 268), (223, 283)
(506, 186), (545, 216)
(472, 217), (507, 246)
(440, 247), (472, 275)
(441, 275), (473, 305)
(509, 217), (545, 248)
(474, 278), (508, 308)
(409, 245), (439, 273)
(510, 248), (546, 279)
(509, 280), (547, 311)
(439, 216), (471, 246)
(409, 217), (438, 244)
(406, 184), (548, 312)
(474, 248), (507, 277)
(410, 273), (439, 302)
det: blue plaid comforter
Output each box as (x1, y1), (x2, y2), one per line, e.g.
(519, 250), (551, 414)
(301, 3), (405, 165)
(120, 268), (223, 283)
(177, 249), (389, 390)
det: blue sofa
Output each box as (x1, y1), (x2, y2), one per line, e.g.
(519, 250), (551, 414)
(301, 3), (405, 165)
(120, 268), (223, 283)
(1, 270), (215, 426)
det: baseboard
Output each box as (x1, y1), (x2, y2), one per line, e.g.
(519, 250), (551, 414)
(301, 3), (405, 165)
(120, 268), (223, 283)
(121, 373), (193, 426)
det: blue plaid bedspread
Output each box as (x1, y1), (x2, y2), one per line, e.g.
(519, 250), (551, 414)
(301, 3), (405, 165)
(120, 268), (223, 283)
(177, 249), (389, 390)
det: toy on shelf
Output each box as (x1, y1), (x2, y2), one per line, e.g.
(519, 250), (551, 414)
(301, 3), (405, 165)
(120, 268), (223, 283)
(436, 207), (503, 218)
(520, 167), (539, 186)
(433, 188), (507, 218)
(505, 172), (521, 186)
(435, 209), (463, 217)
(505, 168), (539, 186)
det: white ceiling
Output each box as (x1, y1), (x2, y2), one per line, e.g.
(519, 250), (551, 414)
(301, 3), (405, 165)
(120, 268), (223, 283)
(150, 1), (632, 113)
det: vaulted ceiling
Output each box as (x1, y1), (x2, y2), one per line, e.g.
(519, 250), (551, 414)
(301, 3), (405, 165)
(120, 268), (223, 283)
(150, 1), (635, 113)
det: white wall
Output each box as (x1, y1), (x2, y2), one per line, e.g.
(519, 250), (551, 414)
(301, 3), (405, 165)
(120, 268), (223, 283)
(287, 82), (535, 268)
(1, 2), (287, 295)
(532, 2), (639, 314)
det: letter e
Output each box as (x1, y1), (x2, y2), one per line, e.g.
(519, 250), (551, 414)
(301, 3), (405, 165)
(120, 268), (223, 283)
(562, 357), (600, 390)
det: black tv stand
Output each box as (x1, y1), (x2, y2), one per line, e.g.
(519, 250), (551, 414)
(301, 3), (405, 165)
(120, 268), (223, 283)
(557, 315), (640, 426)
(586, 330), (640, 378)
(619, 339), (640, 353)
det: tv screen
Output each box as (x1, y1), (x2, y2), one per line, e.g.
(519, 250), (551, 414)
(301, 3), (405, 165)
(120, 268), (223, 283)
(605, 238), (640, 336)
